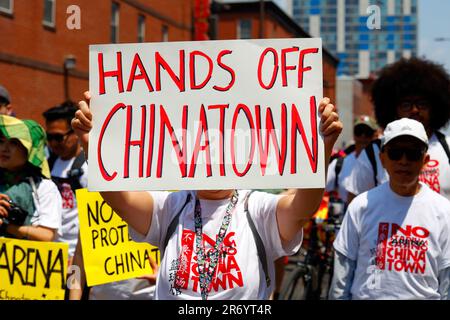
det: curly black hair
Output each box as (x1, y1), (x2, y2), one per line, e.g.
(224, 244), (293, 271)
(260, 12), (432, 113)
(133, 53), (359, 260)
(371, 58), (450, 130)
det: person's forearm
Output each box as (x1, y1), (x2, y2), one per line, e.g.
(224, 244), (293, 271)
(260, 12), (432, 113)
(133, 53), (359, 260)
(438, 267), (450, 300)
(100, 191), (153, 235)
(6, 224), (56, 241)
(329, 251), (356, 300)
(69, 235), (86, 300)
(288, 139), (333, 224)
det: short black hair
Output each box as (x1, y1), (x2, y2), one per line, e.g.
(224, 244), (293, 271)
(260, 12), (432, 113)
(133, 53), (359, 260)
(371, 58), (450, 130)
(42, 100), (77, 124)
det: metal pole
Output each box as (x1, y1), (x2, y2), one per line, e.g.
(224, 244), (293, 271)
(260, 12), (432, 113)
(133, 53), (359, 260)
(64, 67), (69, 101)
(259, 0), (265, 38)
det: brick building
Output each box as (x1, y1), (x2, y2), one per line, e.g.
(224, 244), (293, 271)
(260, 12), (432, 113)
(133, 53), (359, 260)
(211, 0), (338, 102)
(0, 0), (194, 121)
(1, 0), (337, 122)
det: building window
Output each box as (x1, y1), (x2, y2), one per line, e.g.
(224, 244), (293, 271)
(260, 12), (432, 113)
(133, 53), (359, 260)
(138, 14), (145, 43)
(111, 2), (119, 43)
(0, 0), (13, 14)
(43, 0), (55, 27)
(237, 19), (252, 39)
(162, 25), (169, 42)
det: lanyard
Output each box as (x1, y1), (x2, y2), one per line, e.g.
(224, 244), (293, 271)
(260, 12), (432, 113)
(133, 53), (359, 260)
(194, 190), (239, 300)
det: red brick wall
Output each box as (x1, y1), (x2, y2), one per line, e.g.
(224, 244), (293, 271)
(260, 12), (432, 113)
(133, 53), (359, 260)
(0, 0), (193, 123)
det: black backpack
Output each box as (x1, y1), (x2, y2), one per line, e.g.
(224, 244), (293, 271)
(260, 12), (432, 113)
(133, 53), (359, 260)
(365, 139), (382, 187)
(162, 191), (271, 288)
(334, 143), (356, 190)
(48, 151), (86, 191)
(435, 131), (450, 164)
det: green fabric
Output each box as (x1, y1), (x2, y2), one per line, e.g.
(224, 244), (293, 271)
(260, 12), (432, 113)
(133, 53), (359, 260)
(3, 182), (35, 226)
(0, 115), (50, 178)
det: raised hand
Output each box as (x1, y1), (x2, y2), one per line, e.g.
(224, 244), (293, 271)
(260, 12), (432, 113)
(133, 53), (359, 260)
(72, 91), (93, 158)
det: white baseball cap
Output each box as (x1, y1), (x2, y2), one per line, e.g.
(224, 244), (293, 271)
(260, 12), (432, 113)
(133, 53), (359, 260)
(381, 118), (428, 148)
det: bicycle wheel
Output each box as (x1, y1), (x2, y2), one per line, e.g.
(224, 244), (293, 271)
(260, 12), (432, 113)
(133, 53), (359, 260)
(279, 265), (312, 300)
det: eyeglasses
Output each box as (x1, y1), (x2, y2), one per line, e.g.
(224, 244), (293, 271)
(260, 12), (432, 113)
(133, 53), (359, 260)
(46, 130), (73, 143)
(354, 125), (375, 137)
(385, 147), (425, 162)
(397, 100), (430, 112)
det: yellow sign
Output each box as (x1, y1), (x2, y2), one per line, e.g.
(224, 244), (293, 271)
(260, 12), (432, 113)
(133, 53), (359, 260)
(0, 238), (68, 300)
(76, 189), (160, 287)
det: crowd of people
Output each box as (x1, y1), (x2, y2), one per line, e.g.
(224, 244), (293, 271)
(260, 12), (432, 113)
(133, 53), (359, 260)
(0, 56), (450, 300)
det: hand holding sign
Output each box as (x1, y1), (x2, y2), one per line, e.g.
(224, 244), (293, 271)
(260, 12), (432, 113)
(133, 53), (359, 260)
(318, 97), (342, 160)
(72, 91), (92, 159)
(137, 255), (159, 286)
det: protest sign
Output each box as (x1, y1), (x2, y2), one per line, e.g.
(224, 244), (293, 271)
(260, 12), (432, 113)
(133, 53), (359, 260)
(76, 188), (159, 286)
(0, 238), (68, 300)
(88, 38), (324, 191)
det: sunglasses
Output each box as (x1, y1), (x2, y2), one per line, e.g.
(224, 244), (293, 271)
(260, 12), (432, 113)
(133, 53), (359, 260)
(397, 100), (430, 112)
(354, 126), (375, 137)
(385, 147), (425, 162)
(46, 130), (73, 142)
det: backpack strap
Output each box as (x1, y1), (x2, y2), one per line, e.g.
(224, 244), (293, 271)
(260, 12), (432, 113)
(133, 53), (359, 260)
(48, 152), (58, 171)
(244, 190), (271, 288)
(162, 193), (192, 256)
(50, 152), (86, 192)
(67, 152), (86, 190)
(366, 139), (381, 187)
(435, 131), (450, 164)
(334, 156), (345, 190)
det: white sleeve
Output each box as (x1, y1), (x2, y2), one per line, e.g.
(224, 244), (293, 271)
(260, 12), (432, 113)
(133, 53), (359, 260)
(325, 158), (338, 192)
(328, 251), (356, 300)
(333, 199), (360, 261)
(439, 205), (450, 271)
(127, 191), (173, 247)
(31, 179), (62, 233)
(438, 267), (450, 300)
(79, 162), (88, 188)
(248, 191), (303, 260)
(346, 150), (376, 196)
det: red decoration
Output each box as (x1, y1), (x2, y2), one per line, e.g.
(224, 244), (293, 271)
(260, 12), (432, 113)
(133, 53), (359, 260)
(194, 0), (210, 40)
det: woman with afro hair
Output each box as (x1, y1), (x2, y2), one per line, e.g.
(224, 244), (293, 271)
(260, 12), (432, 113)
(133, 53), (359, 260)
(345, 57), (450, 204)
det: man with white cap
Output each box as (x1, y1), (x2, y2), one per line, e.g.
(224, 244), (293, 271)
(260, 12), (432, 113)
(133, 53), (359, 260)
(329, 118), (450, 300)
(0, 85), (13, 116)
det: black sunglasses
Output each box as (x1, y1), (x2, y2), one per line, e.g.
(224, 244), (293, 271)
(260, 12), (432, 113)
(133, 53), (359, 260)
(354, 125), (375, 137)
(385, 147), (425, 162)
(46, 130), (73, 142)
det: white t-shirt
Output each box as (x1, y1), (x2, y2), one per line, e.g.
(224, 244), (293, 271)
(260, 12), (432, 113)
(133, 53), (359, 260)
(89, 278), (155, 300)
(334, 182), (450, 300)
(30, 179), (62, 234)
(346, 133), (450, 201)
(326, 152), (357, 203)
(51, 157), (88, 256)
(130, 190), (303, 300)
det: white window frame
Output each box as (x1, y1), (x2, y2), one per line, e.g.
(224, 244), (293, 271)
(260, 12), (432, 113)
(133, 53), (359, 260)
(0, 0), (13, 15)
(138, 14), (146, 43)
(237, 19), (252, 39)
(162, 25), (169, 42)
(42, 0), (56, 28)
(111, 2), (120, 43)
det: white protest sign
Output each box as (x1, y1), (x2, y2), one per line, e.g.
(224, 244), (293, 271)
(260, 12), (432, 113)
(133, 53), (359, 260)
(88, 38), (324, 191)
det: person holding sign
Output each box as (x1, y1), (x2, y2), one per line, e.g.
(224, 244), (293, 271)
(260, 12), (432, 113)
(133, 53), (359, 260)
(0, 115), (62, 241)
(73, 90), (342, 300)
